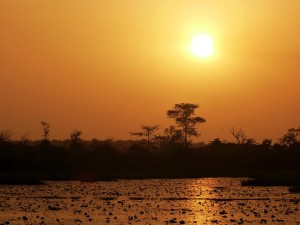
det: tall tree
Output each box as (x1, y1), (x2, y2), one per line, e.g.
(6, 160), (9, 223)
(40, 121), (50, 142)
(167, 103), (206, 147)
(130, 125), (159, 148)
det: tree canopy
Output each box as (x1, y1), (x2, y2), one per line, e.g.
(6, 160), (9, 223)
(167, 103), (206, 146)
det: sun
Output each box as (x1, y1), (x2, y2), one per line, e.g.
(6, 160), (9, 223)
(190, 34), (214, 58)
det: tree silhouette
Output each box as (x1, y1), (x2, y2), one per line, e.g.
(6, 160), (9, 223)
(167, 103), (206, 147)
(279, 127), (300, 147)
(0, 130), (13, 149)
(209, 138), (223, 146)
(261, 138), (272, 148)
(130, 125), (159, 148)
(244, 138), (257, 145)
(230, 127), (247, 144)
(167, 126), (184, 145)
(70, 129), (82, 147)
(154, 125), (184, 147)
(0, 130), (13, 142)
(19, 132), (30, 145)
(40, 121), (50, 142)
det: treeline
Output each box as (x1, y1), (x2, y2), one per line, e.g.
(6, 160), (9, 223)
(0, 130), (299, 180)
(0, 103), (299, 179)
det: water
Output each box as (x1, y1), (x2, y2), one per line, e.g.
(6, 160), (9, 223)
(0, 178), (299, 224)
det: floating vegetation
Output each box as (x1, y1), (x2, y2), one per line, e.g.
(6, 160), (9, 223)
(0, 178), (299, 224)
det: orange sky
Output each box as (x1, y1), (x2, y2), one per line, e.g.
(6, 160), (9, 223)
(1, 1), (299, 143)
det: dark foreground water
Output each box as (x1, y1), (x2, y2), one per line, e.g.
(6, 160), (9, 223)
(0, 178), (299, 224)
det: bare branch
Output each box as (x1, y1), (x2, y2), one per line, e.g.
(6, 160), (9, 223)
(230, 127), (247, 144)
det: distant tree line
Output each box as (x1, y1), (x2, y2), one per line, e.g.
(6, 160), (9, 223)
(0, 103), (299, 180)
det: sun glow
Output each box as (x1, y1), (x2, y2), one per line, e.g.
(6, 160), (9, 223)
(190, 34), (214, 58)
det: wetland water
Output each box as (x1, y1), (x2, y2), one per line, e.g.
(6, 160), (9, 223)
(0, 178), (299, 224)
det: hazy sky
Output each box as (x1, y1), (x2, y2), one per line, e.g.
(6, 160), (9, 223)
(1, 1), (299, 142)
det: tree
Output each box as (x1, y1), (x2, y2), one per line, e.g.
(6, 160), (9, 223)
(0, 130), (13, 143)
(261, 138), (272, 149)
(130, 125), (159, 148)
(154, 125), (184, 147)
(244, 138), (257, 145)
(164, 125), (185, 146)
(19, 132), (30, 146)
(209, 138), (223, 146)
(70, 129), (82, 147)
(279, 127), (300, 147)
(0, 130), (13, 149)
(230, 127), (247, 144)
(167, 103), (206, 147)
(40, 121), (50, 142)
